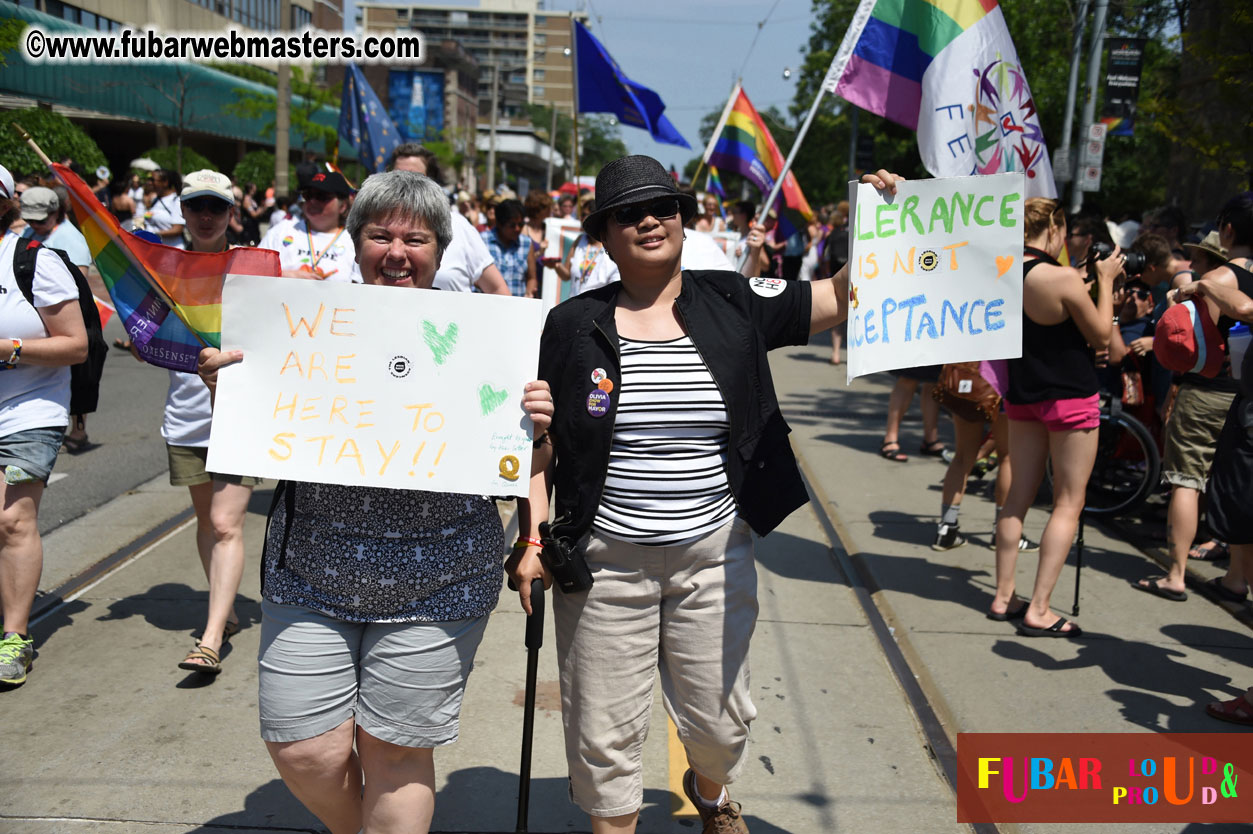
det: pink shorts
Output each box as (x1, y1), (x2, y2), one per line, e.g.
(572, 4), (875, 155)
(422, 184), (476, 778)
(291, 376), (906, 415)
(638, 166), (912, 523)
(1005, 394), (1100, 432)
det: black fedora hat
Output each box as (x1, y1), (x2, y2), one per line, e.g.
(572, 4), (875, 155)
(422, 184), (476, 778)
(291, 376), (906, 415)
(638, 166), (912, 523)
(583, 155), (697, 242)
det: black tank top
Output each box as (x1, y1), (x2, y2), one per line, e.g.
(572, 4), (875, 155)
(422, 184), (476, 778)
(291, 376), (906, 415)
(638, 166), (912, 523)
(1007, 247), (1100, 405)
(1180, 259), (1253, 392)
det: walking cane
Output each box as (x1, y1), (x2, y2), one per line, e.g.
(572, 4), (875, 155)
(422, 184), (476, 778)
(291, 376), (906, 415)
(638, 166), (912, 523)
(1072, 509), (1085, 617)
(516, 577), (545, 833)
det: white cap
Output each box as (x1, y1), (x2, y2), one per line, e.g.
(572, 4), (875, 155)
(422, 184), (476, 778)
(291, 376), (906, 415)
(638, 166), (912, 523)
(180, 170), (235, 205)
(0, 164), (13, 201)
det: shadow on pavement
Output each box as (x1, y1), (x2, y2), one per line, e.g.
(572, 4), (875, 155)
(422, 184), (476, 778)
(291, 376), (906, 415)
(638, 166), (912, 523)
(93, 582), (262, 636)
(28, 597), (88, 645)
(191, 777), (322, 832)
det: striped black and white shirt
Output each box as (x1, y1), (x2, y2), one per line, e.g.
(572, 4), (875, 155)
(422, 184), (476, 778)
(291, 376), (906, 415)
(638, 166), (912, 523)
(592, 335), (736, 545)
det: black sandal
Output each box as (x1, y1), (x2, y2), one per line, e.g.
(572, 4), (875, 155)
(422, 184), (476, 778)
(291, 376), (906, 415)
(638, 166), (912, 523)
(919, 440), (947, 457)
(880, 441), (908, 462)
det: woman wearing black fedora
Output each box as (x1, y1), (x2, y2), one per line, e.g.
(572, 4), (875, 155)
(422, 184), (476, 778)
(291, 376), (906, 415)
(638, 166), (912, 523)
(507, 155), (899, 834)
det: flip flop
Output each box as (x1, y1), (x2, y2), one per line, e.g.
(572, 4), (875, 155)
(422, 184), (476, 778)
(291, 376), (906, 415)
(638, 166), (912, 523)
(1205, 693), (1253, 727)
(1132, 578), (1187, 601)
(1203, 577), (1249, 604)
(1017, 617), (1083, 638)
(987, 600), (1028, 622)
(1189, 541), (1230, 562)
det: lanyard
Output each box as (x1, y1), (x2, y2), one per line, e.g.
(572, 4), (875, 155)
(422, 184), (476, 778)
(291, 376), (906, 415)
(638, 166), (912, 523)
(306, 224), (344, 272)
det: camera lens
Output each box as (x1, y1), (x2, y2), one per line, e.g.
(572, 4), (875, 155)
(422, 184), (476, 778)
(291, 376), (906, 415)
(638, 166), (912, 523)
(1123, 251), (1147, 275)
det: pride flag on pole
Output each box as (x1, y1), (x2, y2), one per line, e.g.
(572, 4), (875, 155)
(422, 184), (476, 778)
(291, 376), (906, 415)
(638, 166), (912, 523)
(702, 84), (814, 226)
(825, 0), (1055, 197)
(51, 163), (280, 372)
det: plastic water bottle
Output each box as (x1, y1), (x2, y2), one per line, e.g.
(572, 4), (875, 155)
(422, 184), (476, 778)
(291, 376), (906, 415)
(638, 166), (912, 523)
(1229, 322), (1251, 381)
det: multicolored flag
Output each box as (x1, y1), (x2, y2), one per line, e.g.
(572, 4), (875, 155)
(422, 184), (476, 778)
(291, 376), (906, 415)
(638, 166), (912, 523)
(705, 166), (726, 218)
(826, 0), (1056, 197)
(339, 63), (401, 174)
(51, 163), (280, 373)
(702, 84), (814, 228)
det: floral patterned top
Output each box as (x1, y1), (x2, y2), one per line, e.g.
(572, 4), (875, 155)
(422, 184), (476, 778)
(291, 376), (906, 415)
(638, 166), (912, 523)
(263, 482), (504, 623)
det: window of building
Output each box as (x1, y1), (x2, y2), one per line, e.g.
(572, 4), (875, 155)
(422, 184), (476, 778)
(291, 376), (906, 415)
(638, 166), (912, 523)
(533, 69), (545, 81)
(534, 33), (546, 46)
(80, 9), (95, 27)
(450, 10), (467, 26)
(535, 15), (546, 25)
(534, 86), (545, 98)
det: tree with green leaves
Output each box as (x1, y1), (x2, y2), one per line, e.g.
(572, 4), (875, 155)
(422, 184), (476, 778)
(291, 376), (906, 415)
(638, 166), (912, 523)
(227, 67), (341, 156)
(526, 105), (629, 181)
(2, 108), (105, 176)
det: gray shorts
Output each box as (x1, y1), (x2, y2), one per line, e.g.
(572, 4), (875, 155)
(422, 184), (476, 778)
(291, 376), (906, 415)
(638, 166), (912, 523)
(1162, 383), (1237, 491)
(258, 599), (488, 747)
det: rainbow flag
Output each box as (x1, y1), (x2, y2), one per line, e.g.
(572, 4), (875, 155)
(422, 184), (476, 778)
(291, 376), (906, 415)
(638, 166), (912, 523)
(705, 166), (726, 220)
(702, 85), (813, 224)
(51, 163), (280, 372)
(825, 0), (1056, 197)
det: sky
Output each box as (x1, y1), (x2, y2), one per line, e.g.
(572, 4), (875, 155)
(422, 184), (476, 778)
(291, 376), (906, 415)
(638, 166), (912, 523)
(542, 0), (819, 174)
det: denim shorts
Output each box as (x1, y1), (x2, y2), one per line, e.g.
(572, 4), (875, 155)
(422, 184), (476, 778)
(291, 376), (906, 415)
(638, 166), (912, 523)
(257, 599), (488, 747)
(0, 426), (66, 485)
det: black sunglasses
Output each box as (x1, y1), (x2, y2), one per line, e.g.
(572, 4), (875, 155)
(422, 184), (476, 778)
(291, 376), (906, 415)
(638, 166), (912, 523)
(301, 189), (336, 203)
(611, 197), (681, 226)
(1130, 288), (1151, 300)
(183, 197), (230, 215)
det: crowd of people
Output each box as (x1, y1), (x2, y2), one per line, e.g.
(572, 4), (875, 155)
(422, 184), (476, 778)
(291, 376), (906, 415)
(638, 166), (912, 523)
(2, 140), (1252, 833)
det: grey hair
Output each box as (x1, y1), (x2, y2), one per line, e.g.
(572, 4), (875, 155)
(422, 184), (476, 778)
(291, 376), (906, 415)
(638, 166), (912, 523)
(346, 171), (453, 260)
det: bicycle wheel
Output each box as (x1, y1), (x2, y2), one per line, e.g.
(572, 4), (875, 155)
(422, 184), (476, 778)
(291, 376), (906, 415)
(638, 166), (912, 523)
(1082, 410), (1161, 516)
(1045, 409), (1160, 516)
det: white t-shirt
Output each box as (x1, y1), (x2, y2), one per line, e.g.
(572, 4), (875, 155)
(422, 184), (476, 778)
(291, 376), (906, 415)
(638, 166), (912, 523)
(573, 231), (737, 295)
(0, 231), (79, 437)
(432, 211), (495, 293)
(22, 222), (91, 268)
(568, 234), (608, 296)
(259, 217), (361, 283)
(144, 194), (186, 250)
(162, 370), (213, 447)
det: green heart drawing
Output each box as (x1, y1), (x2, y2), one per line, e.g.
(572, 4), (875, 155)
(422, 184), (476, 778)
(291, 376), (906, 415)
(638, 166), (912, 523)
(422, 321), (459, 365)
(478, 383), (510, 416)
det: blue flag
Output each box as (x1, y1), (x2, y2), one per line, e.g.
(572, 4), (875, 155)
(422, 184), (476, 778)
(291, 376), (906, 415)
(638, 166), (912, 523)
(574, 21), (689, 149)
(338, 64), (401, 174)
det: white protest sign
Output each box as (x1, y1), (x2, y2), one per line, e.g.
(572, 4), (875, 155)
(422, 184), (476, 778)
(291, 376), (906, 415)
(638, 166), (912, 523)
(846, 172), (1024, 382)
(542, 217), (582, 310)
(207, 275), (544, 496)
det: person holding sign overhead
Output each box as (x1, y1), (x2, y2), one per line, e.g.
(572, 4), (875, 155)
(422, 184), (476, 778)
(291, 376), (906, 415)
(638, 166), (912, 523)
(507, 155), (900, 834)
(991, 198), (1123, 637)
(258, 170), (361, 283)
(198, 171), (553, 834)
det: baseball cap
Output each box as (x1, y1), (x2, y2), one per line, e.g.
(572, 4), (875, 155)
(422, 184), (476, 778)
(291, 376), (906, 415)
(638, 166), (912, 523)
(20, 186), (60, 221)
(0, 164), (13, 200)
(1154, 299), (1226, 378)
(299, 169), (353, 196)
(180, 170), (235, 204)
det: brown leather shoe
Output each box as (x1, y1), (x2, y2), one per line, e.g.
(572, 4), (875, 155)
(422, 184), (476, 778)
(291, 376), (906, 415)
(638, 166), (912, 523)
(682, 768), (750, 834)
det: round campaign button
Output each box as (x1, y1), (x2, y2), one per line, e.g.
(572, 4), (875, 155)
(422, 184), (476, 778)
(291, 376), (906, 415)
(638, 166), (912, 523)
(586, 388), (610, 417)
(749, 276), (787, 297)
(598, 378), (614, 393)
(591, 368), (607, 384)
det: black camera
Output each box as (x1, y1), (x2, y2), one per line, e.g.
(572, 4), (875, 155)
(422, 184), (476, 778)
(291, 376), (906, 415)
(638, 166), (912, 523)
(1090, 241), (1147, 276)
(538, 521), (594, 593)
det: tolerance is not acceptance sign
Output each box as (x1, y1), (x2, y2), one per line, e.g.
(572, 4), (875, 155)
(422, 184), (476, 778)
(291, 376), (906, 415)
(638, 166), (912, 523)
(846, 173), (1024, 381)
(207, 275), (544, 496)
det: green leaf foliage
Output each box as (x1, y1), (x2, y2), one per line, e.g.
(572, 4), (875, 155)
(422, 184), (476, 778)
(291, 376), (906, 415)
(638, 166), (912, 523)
(225, 66), (342, 155)
(2, 108), (105, 177)
(233, 150), (276, 191)
(140, 146), (216, 176)
(525, 104), (629, 181)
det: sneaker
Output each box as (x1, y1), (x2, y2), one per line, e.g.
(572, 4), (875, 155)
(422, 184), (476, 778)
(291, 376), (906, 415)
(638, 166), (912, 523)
(1018, 536), (1040, 553)
(932, 524), (966, 551)
(682, 769), (750, 834)
(0, 632), (34, 686)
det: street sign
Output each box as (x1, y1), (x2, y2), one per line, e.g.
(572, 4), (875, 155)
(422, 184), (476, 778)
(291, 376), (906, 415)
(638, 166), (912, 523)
(1077, 123), (1107, 193)
(1053, 147), (1072, 183)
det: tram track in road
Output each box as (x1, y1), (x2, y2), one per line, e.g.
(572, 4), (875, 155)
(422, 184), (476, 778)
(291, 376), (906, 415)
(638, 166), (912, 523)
(790, 441), (1002, 834)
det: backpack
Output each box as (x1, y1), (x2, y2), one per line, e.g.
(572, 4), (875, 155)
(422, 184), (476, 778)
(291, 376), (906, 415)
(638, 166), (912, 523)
(13, 239), (109, 415)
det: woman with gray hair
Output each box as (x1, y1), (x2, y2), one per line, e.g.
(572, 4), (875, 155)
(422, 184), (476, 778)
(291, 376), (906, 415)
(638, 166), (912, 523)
(198, 171), (553, 834)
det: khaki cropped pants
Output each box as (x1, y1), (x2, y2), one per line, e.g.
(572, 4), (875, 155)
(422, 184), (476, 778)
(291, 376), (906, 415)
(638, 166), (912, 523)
(552, 517), (759, 817)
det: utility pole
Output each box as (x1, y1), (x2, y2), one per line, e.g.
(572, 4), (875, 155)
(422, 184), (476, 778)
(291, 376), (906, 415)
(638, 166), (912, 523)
(1058, 0), (1092, 206)
(487, 63), (498, 193)
(275, 0), (292, 195)
(1072, 0), (1108, 214)
(545, 105), (557, 191)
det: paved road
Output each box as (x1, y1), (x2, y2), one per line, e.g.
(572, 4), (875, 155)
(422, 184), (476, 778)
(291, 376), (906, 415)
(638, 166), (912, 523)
(2, 329), (1250, 833)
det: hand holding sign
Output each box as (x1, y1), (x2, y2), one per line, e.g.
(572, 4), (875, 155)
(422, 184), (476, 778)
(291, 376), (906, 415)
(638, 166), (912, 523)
(846, 173), (1024, 382)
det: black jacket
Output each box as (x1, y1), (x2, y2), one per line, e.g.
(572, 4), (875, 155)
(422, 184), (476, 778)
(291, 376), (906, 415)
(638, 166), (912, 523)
(538, 270), (813, 550)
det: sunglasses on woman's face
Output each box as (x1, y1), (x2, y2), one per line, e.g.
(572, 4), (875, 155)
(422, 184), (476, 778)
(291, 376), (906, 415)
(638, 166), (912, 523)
(184, 198), (231, 215)
(302, 189), (336, 204)
(1130, 288), (1151, 300)
(611, 197), (681, 226)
